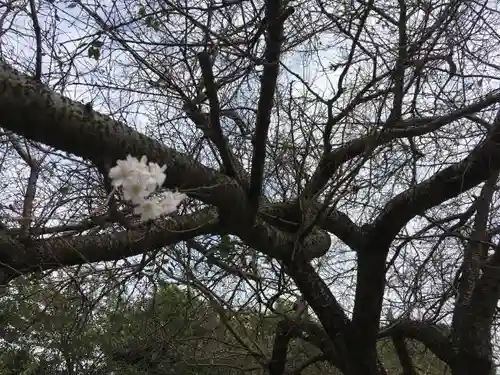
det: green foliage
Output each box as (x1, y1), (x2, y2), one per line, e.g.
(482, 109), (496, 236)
(144, 16), (161, 31)
(0, 280), (449, 375)
(219, 234), (233, 257)
(87, 40), (103, 60)
(103, 285), (245, 375)
(0, 349), (36, 375)
(136, 4), (162, 30)
(138, 4), (146, 17)
(377, 338), (447, 375)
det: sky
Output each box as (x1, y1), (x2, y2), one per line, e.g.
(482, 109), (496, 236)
(2, 0), (500, 367)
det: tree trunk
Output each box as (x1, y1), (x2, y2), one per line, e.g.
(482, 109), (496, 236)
(451, 352), (493, 375)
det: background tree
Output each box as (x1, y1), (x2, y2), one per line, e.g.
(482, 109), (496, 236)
(0, 0), (500, 373)
(0, 280), (447, 375)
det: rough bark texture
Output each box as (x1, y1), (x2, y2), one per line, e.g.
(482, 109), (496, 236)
(2, 58), (500, 375)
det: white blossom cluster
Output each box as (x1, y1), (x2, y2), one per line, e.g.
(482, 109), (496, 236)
(108, 155), (186, 222)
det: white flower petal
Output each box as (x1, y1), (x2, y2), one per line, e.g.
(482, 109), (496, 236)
(148, 162), (167, 187)
(134, 198), (164, 222)
(160, 191), (186, 215)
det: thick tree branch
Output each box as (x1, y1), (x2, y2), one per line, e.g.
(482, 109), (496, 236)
(0, 60), (332, 265)
(269, 318), (342, 375)
(248, 4), (293, 220)
(378, 320), (454, 365)
(0, 208), (220, 278)
(284, 254), (381, 375)
(386, 0), (407, 126)
(283, 255), (351, 338)
(391, 334), (418, 375)
(351, 112), (500, 371)
(196, 52), (240, 180)
(0, 60), (248, 216)
(269, 319), (293, 375)
(452, 172), (498, 347)
(305, 91), (500, 199)
(352, 121), (500, 371)
(371, 109), (500, 244)
(449, 240), (500, 374)
(261, 201), (366, 250)
(351, 249), (388, 372)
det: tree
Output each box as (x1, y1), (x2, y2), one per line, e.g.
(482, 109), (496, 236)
(0, 0), (500, 373)
(0, 279), (445, 375)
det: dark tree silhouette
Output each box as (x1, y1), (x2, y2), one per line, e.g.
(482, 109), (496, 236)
(0, 0), (500, 373)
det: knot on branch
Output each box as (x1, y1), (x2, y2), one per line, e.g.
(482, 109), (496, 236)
(303, 229), (331, 259)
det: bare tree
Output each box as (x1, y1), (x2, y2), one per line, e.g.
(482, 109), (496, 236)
(1, 0), (500, 373)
